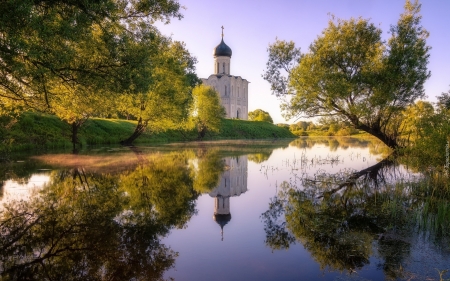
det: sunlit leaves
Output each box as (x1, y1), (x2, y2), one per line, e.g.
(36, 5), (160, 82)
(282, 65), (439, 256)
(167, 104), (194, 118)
(191, 149), (224, 193)
(264, 1), (430, 149)
(262, 39), (301, 97)
(189, 85), (226, 139)
(0, 0), (183, 110)
(248, 109), (273, 123)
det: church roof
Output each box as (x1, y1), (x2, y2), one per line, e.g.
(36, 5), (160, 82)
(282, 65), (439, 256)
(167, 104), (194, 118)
(213, 38), (232, 57)
(214, 213), (231, 227)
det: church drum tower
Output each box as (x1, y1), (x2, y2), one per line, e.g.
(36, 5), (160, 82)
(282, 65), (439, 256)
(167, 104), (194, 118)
(202, 27), (249, 120)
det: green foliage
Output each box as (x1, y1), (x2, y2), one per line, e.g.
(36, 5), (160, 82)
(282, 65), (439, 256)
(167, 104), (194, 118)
(289, 121), (312, 131)
(247, 152), (273, 164)
(437, 89), (450, 110)
(276, 123), (290, 129)
(248, 109), (274, 123)
(0, 168), (184, 279)
(0, 0), (182, 110)
(191, 149), (224, 193)
(189, 85), (226, 139)
(335, 127), (359, 136)
(263, 0), (430, 149)
(262, 39), (301, 97)
(118, 40), (198, 137)
(400, 100), (434, 142)
(218, 119), (295, 139)
(1, 112), (296, 152)
(402, 101), (450, 171)
(119, 153), (198, 229)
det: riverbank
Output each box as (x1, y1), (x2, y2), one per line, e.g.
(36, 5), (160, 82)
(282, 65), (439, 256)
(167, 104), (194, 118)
(1, 112), (296, 152)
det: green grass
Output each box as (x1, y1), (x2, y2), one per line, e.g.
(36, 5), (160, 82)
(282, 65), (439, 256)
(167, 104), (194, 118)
(1, 113), (296, 152)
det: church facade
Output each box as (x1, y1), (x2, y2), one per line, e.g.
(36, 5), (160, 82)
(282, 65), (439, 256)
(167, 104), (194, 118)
(201, 31), (249, 120)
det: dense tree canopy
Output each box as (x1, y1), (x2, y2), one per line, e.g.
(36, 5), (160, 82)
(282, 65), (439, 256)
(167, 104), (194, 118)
(118, 39), (199, 145)
(263, 0), (430, 149)
(189, 85), (226, 140)
(0, 0), (182, 110)
(248, 109), (274, 123)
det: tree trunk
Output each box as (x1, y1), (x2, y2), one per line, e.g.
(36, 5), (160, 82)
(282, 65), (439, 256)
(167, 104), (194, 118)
(197, 123), (207, 140)
(355, 123), (399, 149)
(71, 121), (81, 154)
(120, 117), (148, 146)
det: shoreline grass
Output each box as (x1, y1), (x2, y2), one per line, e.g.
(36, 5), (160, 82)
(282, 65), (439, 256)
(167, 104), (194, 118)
(1, 112), (296, 153)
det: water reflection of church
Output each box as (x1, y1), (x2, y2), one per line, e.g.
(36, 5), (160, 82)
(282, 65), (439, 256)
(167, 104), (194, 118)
(209, 155), (248, 240)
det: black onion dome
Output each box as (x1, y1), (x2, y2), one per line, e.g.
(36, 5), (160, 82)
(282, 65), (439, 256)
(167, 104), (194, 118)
(213, 213), (231, 228)
(213, 39), (232, 57)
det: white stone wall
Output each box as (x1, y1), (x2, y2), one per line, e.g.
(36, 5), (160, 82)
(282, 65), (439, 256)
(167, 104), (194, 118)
(209, 155), (248, 199)
(209, 155), (248, 217)
(214, 56), (231, 75)
(202, 74), (249, 120)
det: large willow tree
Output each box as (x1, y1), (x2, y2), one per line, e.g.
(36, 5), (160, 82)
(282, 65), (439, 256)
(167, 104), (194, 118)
(263, 0), (430, 149)
(0, 0), (182, 110)
(0, 0), (195, 150)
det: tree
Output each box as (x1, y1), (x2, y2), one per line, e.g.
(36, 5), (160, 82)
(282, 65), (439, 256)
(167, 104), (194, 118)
(191, 149), (224, 193)
(0, 0), (187, 150)
(189, 85), (226, 140)
(400, 100), (434, 141)
(119, 152), (198, 229)
(50, 85), (109, 152)
(119, 39), (199, 145)
(0, 169), (180, 280)
(263, 0), (430, 149)
(248, 109), (274, 123)
(437, 89), (450, 111)
(0, 0), (182, 111)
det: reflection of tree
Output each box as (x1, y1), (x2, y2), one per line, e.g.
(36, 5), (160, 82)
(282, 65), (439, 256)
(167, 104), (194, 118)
(247, 151), (272, 164)
(191, 149), (224, 193)
(0, 154), (199, 280)
(289, 137), (383, 153)
(119, 152), (199, 229)
(0, 159), (52, 191)
(261, 158), (416, 278)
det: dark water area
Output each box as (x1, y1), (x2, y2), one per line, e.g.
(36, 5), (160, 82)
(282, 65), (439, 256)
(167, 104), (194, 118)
(1, 138), (449, 281)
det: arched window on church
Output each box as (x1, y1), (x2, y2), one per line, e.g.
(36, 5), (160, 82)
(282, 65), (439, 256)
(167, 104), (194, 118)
(217, 62), (219, 74)
(232, 86), (233, 97)
(223, 63), (225, 74)
(225, 85), (227, 96)
(238, 87), (239, 98)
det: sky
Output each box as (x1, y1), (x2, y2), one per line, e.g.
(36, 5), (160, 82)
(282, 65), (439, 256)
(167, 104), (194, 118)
(156, 0), (450, 124)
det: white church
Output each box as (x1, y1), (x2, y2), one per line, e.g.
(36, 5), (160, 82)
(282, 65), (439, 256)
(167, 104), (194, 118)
(202, 28), (249, 120)
(209, 155), (248, 240)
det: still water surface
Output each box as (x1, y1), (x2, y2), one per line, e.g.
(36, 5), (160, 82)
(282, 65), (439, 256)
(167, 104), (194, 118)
(1, 137), (449, 280)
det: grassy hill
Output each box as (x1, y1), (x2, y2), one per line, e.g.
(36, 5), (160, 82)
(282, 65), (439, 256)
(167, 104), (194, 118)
(1, 112), (295, 152)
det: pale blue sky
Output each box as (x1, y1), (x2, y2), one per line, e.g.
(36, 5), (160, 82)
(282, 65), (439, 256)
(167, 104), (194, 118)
(157, 0), (450, 124)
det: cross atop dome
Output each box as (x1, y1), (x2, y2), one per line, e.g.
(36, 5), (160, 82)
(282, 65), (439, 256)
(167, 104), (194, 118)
(201, 28), (249, 120)
(213, 26), (232, 58)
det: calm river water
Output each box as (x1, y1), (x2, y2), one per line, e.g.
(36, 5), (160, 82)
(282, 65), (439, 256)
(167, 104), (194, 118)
(1, 137), (449, 281)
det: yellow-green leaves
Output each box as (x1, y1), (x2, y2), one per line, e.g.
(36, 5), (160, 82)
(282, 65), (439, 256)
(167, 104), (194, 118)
(264, 1), (430, 149)
(190, 85), (226, 139)
(248, 109), (273, 123)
